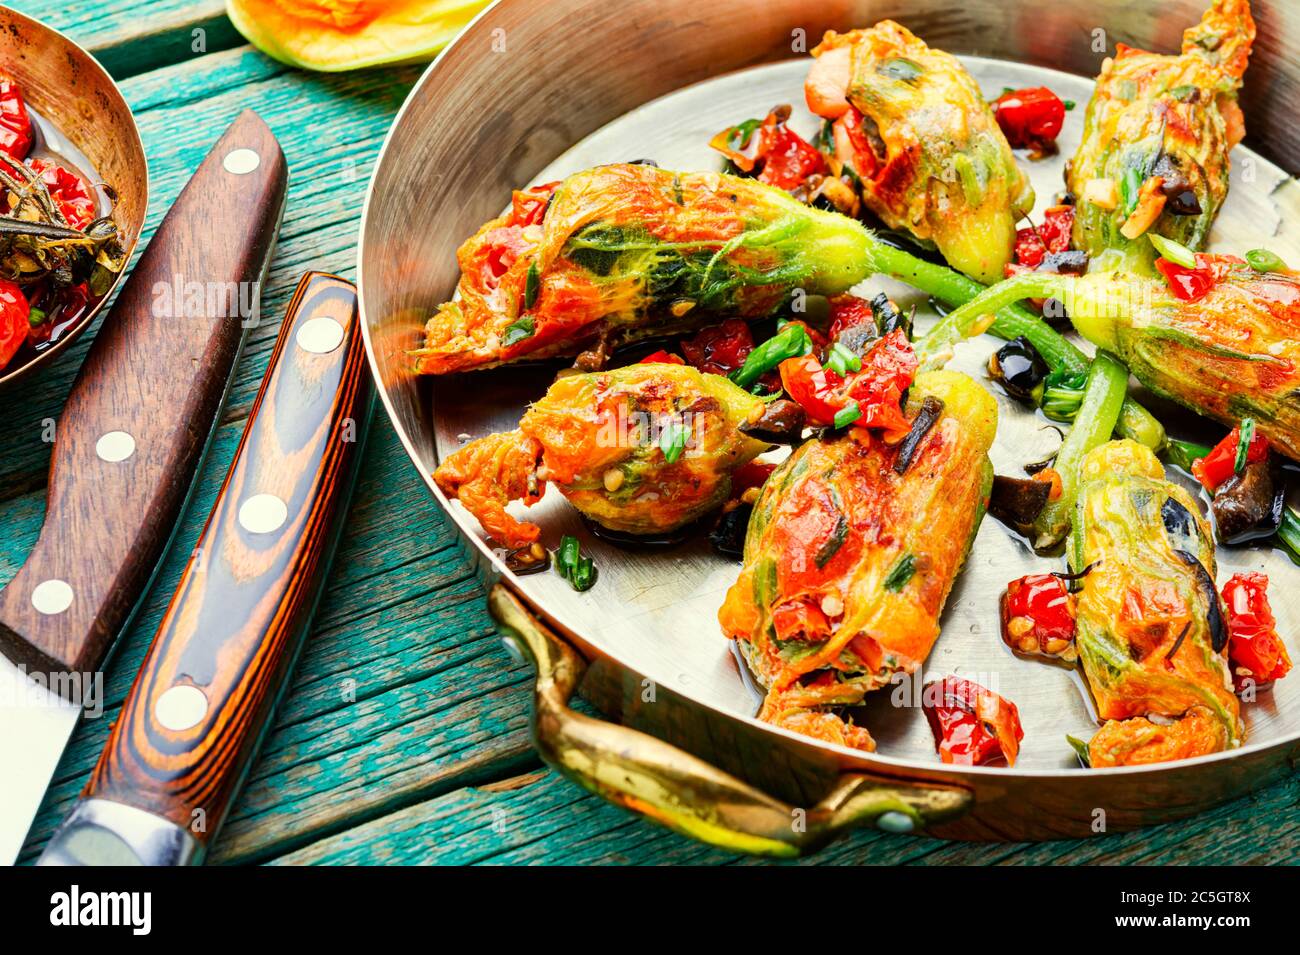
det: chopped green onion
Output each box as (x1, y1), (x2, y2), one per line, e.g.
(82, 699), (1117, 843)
(659, 421), (689, 464)
(524, 262), (540, 309)
(570, 556), (597, 592)
(1164, 438), (1211, 474)
(1246, 248), (1288, 274)
(1119, 165), (1144, 216)
(556, 535), (580, 579)
(27, 307), (46, 327)
(1234, 418), (1255, 474)
(1040, 371), (1086, 422)
(554, 535), (597, 592)
(1066, 734), (1092, 767)
(1148, 234), (1197, 268)
(729, 321), (810, 388)
(831, 341), (861, 375)
(1063, 99), (1076, 111)
(501, 316), (535, 347)
(833, 400), (862, 430)
(883, 553), (917, 592)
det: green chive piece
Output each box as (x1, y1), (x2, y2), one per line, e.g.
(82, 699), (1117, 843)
(501, 316), (535, 347)
(833, 400), (862, 430)
(1148, 233), (1197, 268)
(1245, 248), (1288, 274)
(883, 553), (917, 592)
(729, 322), (810, 388)
(1063, 99), (1076, 111)
(659, 421), (689, 464)
(1234, 418), (1255, 474)
(27, 307), (46, 327)
(524, 262), (540, 309)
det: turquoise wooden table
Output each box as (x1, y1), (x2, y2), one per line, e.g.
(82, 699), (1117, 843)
(4, 1), (1296, 866)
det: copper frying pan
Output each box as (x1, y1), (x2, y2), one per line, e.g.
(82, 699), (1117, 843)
(0, 5), (147, 390)
(359, 0), (1300, 853)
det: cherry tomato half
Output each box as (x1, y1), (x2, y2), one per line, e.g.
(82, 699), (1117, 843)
(0, 73), (32, 160)
(28, 158), (96, 230)
(0, 279), (31, 370)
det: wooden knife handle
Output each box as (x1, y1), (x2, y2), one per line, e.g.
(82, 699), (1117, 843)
(83, 272), (372, 845)
(0, 110), (287, 685)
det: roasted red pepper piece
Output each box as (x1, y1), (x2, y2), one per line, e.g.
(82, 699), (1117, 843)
(28, 158), (96, 230)
(681, 318), (754, 376)
(771, 598), (832, 643)
(0, 73), (31, 160)
(1000, 573), (1077, 659)
(991, 86), (1066, 152)
(830, 107), (879, 180)
(510, 181), (560, 227)
(754, 111), (825, 191)
(779, 328), (916, 433)
(1155, 253), (1248, 303)
(639, 349), (684, 365)
(0, 278), (31, 369)
(1191, 424), (1269, 491)
(1222, 572), (1292, 692)
(923, 676), (1024, 767)
(826, 294), (875, 342)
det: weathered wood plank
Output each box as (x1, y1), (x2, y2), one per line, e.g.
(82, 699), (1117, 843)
(16, 421), (537, 864)
(272, 761), (1300, 865)
(12, 1), (241, 78)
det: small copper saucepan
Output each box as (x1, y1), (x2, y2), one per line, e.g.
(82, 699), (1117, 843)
(0, 4), (147, 390)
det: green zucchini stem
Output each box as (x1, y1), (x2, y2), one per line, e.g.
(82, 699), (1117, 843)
(900, 263), (1164, 449)
(1032, 351), (1130, 551)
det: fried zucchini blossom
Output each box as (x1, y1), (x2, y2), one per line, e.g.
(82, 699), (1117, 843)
(414, 164), (874, 375)
(433, 363), (772, 549)
(804, 22), (1034, 283)
(718, 371), (997, 751)
(1067, 0), (1255, 273)
(1069, 440), (1242, 766)
(920, 259), (1300, 462)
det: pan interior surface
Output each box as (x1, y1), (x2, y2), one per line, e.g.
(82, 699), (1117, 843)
(427, 56), (1300, 772)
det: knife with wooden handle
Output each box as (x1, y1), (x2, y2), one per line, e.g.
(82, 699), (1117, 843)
(0, 110), (286, 866)
(39, 272), (373, 866)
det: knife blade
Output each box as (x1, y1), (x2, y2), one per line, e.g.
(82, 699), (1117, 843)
(0, 111), (286, 865)
(39, 272), (372, 866)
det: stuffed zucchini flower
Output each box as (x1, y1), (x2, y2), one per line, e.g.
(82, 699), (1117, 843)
(804, 21), (1034, 283)
(1067, 0), (1255, 273)
(1069, 440), (1242, 766)
(717, 371), (997, 751)
(434, 363), (776, 549)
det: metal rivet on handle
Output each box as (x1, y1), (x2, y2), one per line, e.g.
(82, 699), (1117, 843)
(95, 431), (136, 463)
(155, 685), (208, 731)
(238, 493), (288, 534)
(222, 148), (261, 175)
(876, 811), (916, 834)
(296, 316), (345, 355)
(31, 579), (74, 615)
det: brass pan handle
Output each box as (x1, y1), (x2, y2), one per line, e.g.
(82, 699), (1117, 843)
(489, 584), (971, 858)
